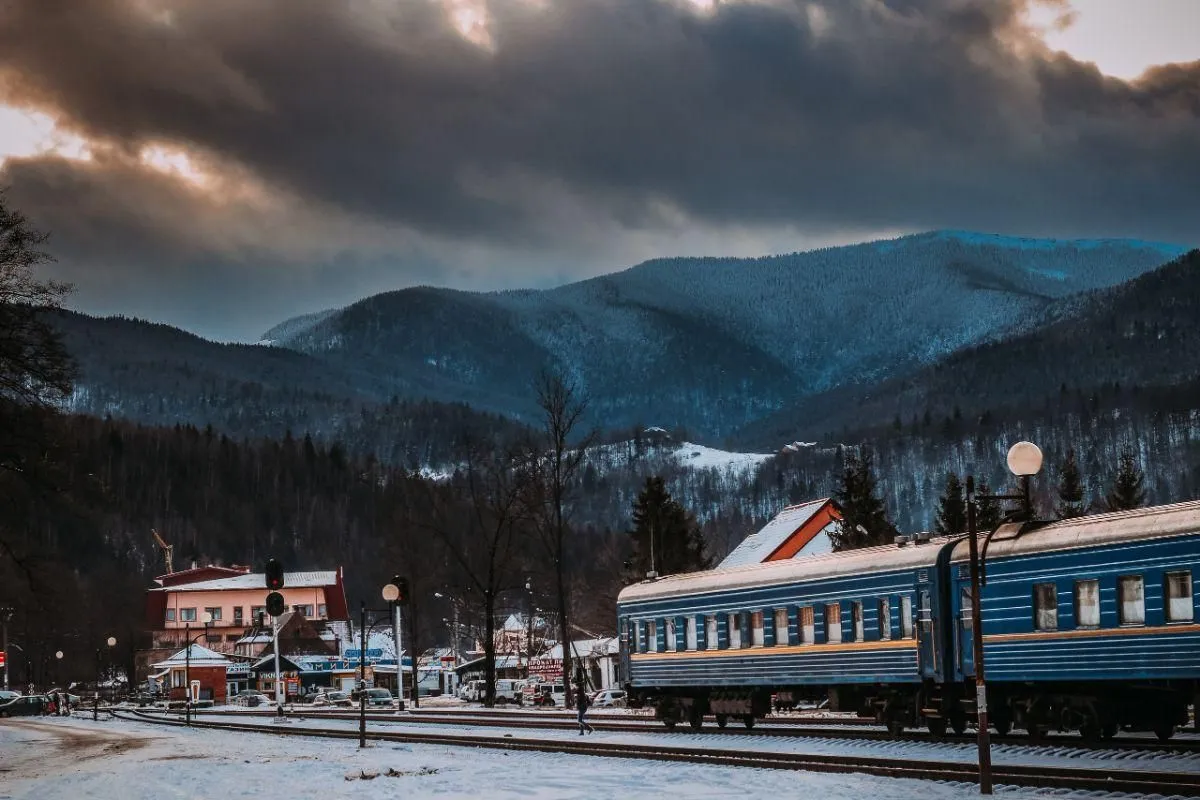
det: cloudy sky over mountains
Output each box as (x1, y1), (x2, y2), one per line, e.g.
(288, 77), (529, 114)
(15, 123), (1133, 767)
(1, 0), (1197, 340)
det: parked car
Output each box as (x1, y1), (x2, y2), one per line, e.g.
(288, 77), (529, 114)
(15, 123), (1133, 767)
(231, 690), (271, 708)
(364, 688), (396, 708)
(310, 690), (353, 708)
(0, 689), (20, 703)
(590, 689), (627, 709)
(0, 695), (46, 717)
(458, 679), (487, 703)
(493, 679), (525, 705)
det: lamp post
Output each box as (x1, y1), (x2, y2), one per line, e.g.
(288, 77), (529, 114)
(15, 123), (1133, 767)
(382, 581), (404, 713)
(94, 636), (116, 721)
(965, 440), (1043, 795)
(184, 613), (213, 726)
(356, 600), (401, 747)
(0, 607), (12, 692)
(525, 578), (535, 681)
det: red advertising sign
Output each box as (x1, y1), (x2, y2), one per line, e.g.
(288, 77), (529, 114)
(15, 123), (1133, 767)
(0, 652), (6, 668)
(529, 658), (562, 680)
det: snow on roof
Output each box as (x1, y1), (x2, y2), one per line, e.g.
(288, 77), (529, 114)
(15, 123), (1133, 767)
(718, 499), (832, 568)
(950, 499), (1200, 563)
(671, 442), (772, 473)
(152, 571), (337, 592)
(151, 644), (232, 668)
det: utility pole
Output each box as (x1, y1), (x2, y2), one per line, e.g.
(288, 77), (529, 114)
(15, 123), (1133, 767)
(358, 602), (367, 748)
(525, 579), (534, 680)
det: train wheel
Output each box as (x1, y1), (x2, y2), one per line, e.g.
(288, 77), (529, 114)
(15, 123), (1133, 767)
(926, 717), (948, 737)
(886, 719), (905, 737)
(689, 709), (703, 731)
(950, 713), (968, 736)
(993, 717), (1012, 737)
(1079, 723), (1101, 742)
(743, 715), (755, 730)
(1027, 725), (1047, 741)
(715, 714), (728, 729)
(1101, 722), (1118, 740)
(663, 718), (676, 730)
(1155, 723), (1175, 742)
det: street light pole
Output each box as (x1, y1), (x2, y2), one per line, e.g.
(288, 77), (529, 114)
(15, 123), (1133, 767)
(0, 607), (12, 692)
(359, 601), (367, 748)
(525, 579), (534, 681)
(964, 441), (1043, 796)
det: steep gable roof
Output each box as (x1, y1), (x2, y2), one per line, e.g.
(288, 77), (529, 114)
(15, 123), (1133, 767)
(718, 498), (841, 568)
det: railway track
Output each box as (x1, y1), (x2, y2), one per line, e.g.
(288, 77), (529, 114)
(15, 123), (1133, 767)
(114, 709), (1200, 796)
(178, 706), (1200, 754)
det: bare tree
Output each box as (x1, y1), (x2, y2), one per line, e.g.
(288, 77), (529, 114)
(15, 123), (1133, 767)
(418, 435), (534, 707)
(530, 370), (595, 705)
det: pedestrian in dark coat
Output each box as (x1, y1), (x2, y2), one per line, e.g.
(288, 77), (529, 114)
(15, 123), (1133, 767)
(576, 686), (594, 735)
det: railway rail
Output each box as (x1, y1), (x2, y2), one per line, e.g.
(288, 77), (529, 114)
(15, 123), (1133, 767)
(113, 709), (1200, 796)
(178, 706), (1200, 754)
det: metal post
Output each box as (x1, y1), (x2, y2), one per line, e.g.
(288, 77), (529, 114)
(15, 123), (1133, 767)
(185, 623), (192, 726)
(393, 601), (403, 710)
(526, 580), (534, 680)
(272, 614), (282, 710)
(408, 600), (419, 709)
(94, 648), (100, 721)
(966, 476), (993, 795)
(358, 602), (367, 748)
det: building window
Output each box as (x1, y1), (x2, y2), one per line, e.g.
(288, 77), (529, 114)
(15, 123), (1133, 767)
(727, 613), (742, 648)
(1074, 579), (1100, 628)
(851, 601), (864, 642)
(205, 607), (222, 622)
(665, 619), (676, 652)
(646, 620), (658, 652)
(774, 608), (790, 646)
(180, 607), (197, 622)
(1033, 583), (1057, 631)
(172, 671), (185, 688)
(318, 604), (328, 619)
(901, 596), (914, 639)
(878, 598), (891, 640)
(1118, 575), (1145, 625)
(251, 606), (266, 624)
(233, 606), (243, 625)
(705, 615), (718, 650)
(1165, 571), (1193, 623)
(825, 603), (842, 643)
(799, 606), (815, 644)
(751, 611), (765, 647)
(685, 616), (698, 650)
(165, 608), (176, 623)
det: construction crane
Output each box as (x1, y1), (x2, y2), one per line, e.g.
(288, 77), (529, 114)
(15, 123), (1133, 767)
(151, 528), (174, 575)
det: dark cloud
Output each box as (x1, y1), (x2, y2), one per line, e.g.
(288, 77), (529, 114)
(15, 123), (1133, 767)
(0, 0), (1197, 339)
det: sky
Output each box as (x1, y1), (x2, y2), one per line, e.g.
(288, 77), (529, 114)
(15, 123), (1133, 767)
(1, 0), (1198, 342)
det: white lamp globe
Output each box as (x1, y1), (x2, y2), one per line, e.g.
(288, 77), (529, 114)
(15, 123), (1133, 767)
(382, 584), (400, 602)
(106, 636), (117, 647)
(1006, 441), (1044, 477)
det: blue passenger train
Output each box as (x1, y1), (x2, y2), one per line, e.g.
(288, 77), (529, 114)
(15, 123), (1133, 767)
(616, 501), (1200, 739)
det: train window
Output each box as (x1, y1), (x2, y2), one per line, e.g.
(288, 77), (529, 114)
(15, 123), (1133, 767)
(825, 603), (842, 643)
(851, 601), (864, 642)
(1033, 583), (1057, 631)
(774, 608), (790, 646)
(1118, 575), (1145, 625)
(706, 615), (718, 650)
(750, 611), (765, 647)
(878, 598), (892, 640)
(1074, 579), (1100, 628)
(1165, 571), (1194, 623)
(647, 620), (658, 652)
(799, 606), (815, 644)
(686, 616), (698, 650)
(900, 596), (914, 639)
(728, 613), (742, 648)
(665, 619), (676, 652)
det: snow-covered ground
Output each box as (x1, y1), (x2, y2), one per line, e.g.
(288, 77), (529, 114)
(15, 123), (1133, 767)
(0, 715), (1055, 800)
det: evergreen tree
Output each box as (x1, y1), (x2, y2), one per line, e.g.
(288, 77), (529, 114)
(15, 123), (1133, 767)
(934, 473), (966, 535)
(1106, 449), (1146, 511)
(829, 447), (897, 550)
(625, 476), (710, 579)
(1056, 448), (1086, 518)
(975, 479), (1004, 531)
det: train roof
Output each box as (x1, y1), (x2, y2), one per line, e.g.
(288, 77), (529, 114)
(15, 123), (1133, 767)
(618, 533), (955, 605)
(949, 498), (1200, 563)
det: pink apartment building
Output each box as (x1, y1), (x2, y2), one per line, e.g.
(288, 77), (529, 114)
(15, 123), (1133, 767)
(137, 564), (350, 682)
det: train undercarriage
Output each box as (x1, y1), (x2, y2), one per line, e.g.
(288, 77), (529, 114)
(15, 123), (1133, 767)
(632, 681), (1197, 741)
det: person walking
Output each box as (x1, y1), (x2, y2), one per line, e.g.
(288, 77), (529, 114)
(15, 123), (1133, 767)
(576, 683), (594, 735)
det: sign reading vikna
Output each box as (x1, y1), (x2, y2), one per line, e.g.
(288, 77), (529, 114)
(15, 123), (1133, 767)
(344, 649), (383, 659)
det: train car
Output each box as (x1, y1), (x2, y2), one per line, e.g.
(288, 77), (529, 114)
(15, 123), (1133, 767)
(616, 535), (956, 730)
(947, 501), (1200, 740)
(618, 500), (1200, 738)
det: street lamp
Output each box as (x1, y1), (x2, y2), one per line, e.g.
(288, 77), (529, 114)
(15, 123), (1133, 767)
(382, 580), (404, 713)
(525, 579), (535, 680)
(0, 607), (12, 692)
(94, 636), (116, 721)
(184, 613), (213, 726)
(965, 440), (1043, 795)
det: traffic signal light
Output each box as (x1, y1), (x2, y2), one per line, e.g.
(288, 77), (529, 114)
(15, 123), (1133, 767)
(394, 576), (409, 605)
(266, 591), (286, 617)
(265, 558), (285, 590)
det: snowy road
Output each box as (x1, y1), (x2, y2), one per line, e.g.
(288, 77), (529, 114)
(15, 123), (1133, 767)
(0, 716), (1050, 800)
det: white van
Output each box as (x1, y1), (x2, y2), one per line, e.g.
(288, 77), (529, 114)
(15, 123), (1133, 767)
(494, 679), (524, 705)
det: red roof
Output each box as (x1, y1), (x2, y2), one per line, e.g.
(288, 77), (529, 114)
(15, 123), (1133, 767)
(156, 565), (250, 587)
